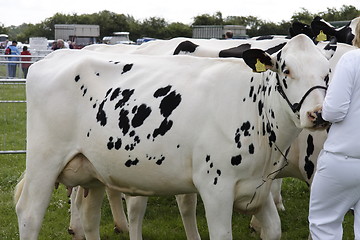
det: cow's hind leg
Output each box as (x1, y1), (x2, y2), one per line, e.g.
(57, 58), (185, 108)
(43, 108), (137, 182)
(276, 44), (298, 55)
(105, 187), (129, 234)
(176, 193), (201, 240)
(271, 179), (285, 211)
(125, 195), (148, 240)
(15, 169), (59, 240)
(76, 186), (106, 240)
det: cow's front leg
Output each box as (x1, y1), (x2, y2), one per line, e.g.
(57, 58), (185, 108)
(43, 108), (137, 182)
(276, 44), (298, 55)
(125, 195), (148, 240)
(176, 193), (201, 240)
(76, 186), (106, 240)
(251, 193), (281, 240)
(105, 188), (129, 234)
(196, 182), (234, 240)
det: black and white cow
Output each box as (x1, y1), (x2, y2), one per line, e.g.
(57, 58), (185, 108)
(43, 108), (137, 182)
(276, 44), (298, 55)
(290, 16), (360, 45)
(15, 34), (333, 240)
(79, 37), (351, 240)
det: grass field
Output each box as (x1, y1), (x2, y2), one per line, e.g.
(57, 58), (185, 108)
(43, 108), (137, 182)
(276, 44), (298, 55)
(0, 80), (356, 239)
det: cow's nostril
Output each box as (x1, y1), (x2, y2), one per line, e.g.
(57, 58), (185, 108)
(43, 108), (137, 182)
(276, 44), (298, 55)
(311, 111), (329, 127)
(307, 112), (316, 121)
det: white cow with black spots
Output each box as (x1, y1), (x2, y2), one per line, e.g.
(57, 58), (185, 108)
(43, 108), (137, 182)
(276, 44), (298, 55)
(78, 37), (352, 240)
(69, 37), (289, 240)
(15, 34), (333, 240)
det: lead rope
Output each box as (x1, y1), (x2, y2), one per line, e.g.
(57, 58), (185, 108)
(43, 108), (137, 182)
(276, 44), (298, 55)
(245, 80), (299, 211)
(245, 110), (290, 212)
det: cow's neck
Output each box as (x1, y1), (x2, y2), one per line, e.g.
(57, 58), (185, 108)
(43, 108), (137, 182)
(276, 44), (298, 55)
(259, 71), (302, 162)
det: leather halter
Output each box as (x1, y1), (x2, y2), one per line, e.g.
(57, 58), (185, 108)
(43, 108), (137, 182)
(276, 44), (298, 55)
(276, 80), (327, 114)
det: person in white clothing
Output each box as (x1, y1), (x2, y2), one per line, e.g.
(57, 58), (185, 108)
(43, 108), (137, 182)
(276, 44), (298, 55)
(309, 20), (360, 240)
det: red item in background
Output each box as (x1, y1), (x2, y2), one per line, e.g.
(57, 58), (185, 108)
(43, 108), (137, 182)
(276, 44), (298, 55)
(21, 50), (31, 68)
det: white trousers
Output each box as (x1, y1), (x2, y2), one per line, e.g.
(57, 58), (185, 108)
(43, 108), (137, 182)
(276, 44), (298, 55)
(309, 150), (360, 240)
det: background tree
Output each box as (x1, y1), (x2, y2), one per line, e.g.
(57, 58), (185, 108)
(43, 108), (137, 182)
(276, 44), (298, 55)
(166, 22), (192, 38)
(193, 12), (224, 25)
(91, 11), (131, 39)
(0, 24), (7, 34)
(291, 8), (315, 24)
(319, 5), (359, 21)
(139, 17), (168, 39)
(1, 5), (358, 42)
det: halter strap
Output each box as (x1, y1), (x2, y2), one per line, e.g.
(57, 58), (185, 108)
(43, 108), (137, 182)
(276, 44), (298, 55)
(276, 82), (327, 113)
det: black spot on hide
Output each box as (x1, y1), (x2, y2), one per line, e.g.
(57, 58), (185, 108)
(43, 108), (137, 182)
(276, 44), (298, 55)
(304, 156), (315, 180)
(96, 100), (107, 126)
(153, 119), (173, 138)
(125, 158), (139, 167)
(122, 64), (133, 74)
(110, 88), (121, 101)
(241, 121), (251, 136)
(173, 41), (199, 55)
(249, 144), (255, 154)
(231, 155), (242, 166)
(119, 109), (130, 135)
(131, 104), (152, 128)
(115, 89), (135, 110)
(154, 85), (172, 98)
(306, 134), (314, 156)
(159, 91), (182, 118)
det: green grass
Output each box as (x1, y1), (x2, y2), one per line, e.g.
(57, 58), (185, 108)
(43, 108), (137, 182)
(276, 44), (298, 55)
(0, 82), (355, 239)
(0, 64), (7, 78)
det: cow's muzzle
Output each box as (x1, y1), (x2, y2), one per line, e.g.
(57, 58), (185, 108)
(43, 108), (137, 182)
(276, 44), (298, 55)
(307, 110), (330, 129)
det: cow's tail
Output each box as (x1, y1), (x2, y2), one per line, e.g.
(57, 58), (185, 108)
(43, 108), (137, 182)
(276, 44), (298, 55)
(14, 171), (26, 205)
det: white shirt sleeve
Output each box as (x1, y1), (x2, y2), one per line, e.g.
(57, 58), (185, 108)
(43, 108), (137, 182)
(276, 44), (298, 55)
(322, 54), (354, 123)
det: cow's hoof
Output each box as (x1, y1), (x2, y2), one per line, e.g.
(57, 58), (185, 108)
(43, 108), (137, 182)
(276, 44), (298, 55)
(114, 226), (122, 234)
(68, 228), (75, 235)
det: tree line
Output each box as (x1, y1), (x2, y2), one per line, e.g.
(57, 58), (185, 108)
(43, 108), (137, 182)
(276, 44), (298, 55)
(0, 5), (358, 43)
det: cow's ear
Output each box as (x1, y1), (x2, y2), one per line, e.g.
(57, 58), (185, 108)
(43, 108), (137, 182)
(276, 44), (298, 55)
(242, 49), (273, 73)
(311, 18), (336, 42)
(320, 36), (337, 60)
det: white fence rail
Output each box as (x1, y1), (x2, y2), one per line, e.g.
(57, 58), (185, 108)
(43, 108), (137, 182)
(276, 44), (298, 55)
(0, 50), (52, 154)
(0, 53), (47, 79)
(0, 78), (27, 154)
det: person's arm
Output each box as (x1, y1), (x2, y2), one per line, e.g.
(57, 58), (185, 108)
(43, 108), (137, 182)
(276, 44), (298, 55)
(322, 54), (354, 123)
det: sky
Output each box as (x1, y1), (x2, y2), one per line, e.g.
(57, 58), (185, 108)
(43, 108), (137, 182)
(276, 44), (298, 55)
(1, 0), (359, 27)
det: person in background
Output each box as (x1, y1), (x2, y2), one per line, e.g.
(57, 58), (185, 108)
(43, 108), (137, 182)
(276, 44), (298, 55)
(52, 39), (69, 50)
(20, 46), (31, 78)
(67, 40), (74, 49)
(225, 31), (233, 39)
(308, 20), (360, 240)
(5, 40), (20, 78)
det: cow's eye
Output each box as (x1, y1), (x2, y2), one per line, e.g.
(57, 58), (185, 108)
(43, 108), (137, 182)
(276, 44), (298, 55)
(283, 69), (290, 75)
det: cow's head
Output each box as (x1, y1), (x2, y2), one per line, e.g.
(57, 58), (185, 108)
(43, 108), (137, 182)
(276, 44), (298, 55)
(243, 34), (335, 130)
(311, 16), (354, 44)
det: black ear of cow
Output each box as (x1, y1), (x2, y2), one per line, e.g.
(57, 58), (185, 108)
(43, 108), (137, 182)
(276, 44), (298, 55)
(242, 49), (273, 72)
(218, 43), (251, 58)
(311, 18), (336, 41)
(173, 41), (199, 55)
(289, 21), (314, 39)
